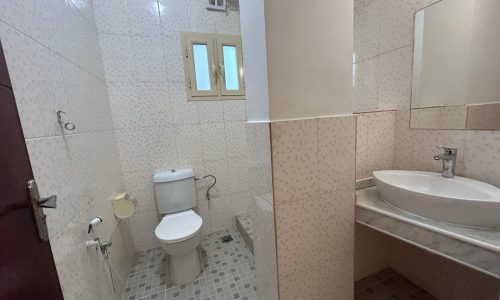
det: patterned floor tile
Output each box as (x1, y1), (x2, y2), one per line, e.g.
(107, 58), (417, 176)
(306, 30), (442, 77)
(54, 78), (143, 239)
(123, 230), (257, 300)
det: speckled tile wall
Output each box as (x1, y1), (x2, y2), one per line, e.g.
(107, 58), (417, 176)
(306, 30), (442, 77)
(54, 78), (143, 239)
(271, 115), (356, 299)
(0, 1), (133, 299)
(353, 0), (500, 297)
(93, 0), (250, 252)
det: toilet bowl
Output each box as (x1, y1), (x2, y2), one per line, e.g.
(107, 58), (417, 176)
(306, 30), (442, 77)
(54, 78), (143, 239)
(154, 209), (203, 284)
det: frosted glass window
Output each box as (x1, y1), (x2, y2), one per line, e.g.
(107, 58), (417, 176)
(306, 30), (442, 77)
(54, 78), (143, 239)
(223, 45), (239, 90)
(193, 44), (211, 91)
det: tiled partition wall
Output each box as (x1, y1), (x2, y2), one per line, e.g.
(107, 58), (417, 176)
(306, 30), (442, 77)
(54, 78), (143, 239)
(246, 122), (278, 300)
(93, 0), (250, 252)
(353, 0), (500, 297)
(0, 1), (134, 299)
(271, 116), (356, 299)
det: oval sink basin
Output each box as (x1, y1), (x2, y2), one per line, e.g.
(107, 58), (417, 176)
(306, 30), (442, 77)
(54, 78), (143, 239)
(373, 170), (500, 228)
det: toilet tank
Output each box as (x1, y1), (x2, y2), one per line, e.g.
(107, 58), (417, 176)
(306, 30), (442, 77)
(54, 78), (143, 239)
(153, 168), (197, 214)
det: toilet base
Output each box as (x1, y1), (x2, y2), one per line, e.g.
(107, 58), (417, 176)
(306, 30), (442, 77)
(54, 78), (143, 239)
(169, 248), (201, 284)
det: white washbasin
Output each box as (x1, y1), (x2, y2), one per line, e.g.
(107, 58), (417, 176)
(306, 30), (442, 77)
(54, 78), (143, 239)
(373, 170), (500, 228)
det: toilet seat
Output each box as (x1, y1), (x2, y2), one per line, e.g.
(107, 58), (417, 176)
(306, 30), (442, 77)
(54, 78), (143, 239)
(155, 209), (202, 244)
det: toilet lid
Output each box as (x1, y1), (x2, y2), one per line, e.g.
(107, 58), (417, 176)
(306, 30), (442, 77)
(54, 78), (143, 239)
(155, 209), (202, 243)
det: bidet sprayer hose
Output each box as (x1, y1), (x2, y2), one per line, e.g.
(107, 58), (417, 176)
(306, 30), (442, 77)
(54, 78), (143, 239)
(195, 175), (217, 201)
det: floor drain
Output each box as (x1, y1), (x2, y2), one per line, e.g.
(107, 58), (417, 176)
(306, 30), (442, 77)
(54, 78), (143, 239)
(221, 235), (233, 243)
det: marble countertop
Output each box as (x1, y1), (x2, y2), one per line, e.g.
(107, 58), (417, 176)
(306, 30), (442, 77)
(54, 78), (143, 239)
(356, 187), (500, 253)
(355, 186), (500, 279)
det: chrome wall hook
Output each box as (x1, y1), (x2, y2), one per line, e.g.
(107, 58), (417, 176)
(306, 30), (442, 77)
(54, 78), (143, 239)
(57, 110), (76, 131)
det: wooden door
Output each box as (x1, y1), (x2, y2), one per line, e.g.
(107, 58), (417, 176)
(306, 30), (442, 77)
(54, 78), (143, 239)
(0, 41), (64, 299)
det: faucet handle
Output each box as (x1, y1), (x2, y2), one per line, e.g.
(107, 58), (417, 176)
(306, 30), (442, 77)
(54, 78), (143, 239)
(436, 146), (457, 155)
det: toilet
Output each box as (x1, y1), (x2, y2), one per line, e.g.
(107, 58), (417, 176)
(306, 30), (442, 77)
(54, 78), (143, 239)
(153, 168), (203, 284)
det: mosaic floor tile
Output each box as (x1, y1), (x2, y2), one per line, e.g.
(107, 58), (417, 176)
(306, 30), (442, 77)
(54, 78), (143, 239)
(123, 230), (257, 300)
(355, 268), (438, 300)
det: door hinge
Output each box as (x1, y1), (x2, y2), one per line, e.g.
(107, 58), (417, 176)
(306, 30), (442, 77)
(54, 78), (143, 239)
(184, 49), (189, 58)
(188, 79), (192, 89)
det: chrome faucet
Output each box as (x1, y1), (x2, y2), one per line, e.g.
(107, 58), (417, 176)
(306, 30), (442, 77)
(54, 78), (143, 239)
(433, 146), (457, 178)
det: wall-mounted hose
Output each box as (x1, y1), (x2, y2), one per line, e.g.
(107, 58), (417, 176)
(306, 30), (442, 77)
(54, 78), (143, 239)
(195, 175), (217, 201)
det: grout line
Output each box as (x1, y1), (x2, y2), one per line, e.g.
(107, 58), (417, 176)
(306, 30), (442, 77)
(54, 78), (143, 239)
(0, 20), (106, 82)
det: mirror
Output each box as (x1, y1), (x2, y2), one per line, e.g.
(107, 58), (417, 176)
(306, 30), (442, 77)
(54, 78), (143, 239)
(410, 0), (500, 130)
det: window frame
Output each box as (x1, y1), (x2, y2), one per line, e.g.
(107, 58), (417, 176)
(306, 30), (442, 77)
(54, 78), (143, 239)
(182, 32), (245, 101)
(216, 35), (245, 97)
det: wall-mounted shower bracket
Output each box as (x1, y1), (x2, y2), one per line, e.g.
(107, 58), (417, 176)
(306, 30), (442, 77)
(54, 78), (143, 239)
(56, 110), (76, 131)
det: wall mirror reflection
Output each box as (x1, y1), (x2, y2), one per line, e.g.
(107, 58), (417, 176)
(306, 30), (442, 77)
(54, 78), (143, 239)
(411, 0), (500, 130)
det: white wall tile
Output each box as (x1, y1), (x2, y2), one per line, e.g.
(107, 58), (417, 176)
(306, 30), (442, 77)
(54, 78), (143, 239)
(109, 83), (173, 129)
(129, 209), (160, 251)
(353, 0), (380, 62)
(126, 0), (161, 36)
(353, 57), (378, 113)
(115, 127), (174, 172)
(356, 111), (396, 179)
(175, 124), (204, 164)
(203, 159), (227, 197)
(201, 122), (227, 161)
(93, 0), (129, 34)
(1, 2), (129, 299)
(131, 36), (167, 82)
(0, 25), (67, 139)
(99, 33), (135, 82)
(151, 126), (178, 170)
(62, 62), (114, 134)
(162, 35), (185, 83)
(209, 195), (235, 232)
(197, 101), (224, 123)
(170, 84), (199, 124)
(215, 10), (241, 35)
(158, 0), (189, 38)
(225, 121), (247, 158)
(93, 0), (246, 245)
(224, 157), (249, 195)
(0, 0), (39, 40)
(378, 45), (413, 111)
(123, 171), (156, 211)
(378, 0), (419, 53)
(223, 100), (246, 121)
(186, 0), (217, 33)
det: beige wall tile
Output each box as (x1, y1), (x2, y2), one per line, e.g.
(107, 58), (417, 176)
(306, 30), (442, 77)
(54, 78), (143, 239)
(271, 119), (318, 205)
(466, 103), (500, 130)
(356, 111), (396, 179)
(411, 129), (465, 174)
(318, 116), (356, 195)
(393, 110), (413, 170)
(463, 130), (500, 188)
(279, 260), (353, 300)
(275, 189), (355, 298)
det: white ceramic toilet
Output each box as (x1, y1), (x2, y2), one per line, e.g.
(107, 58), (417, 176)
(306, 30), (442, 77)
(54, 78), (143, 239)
(153, 168), (203, 284)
